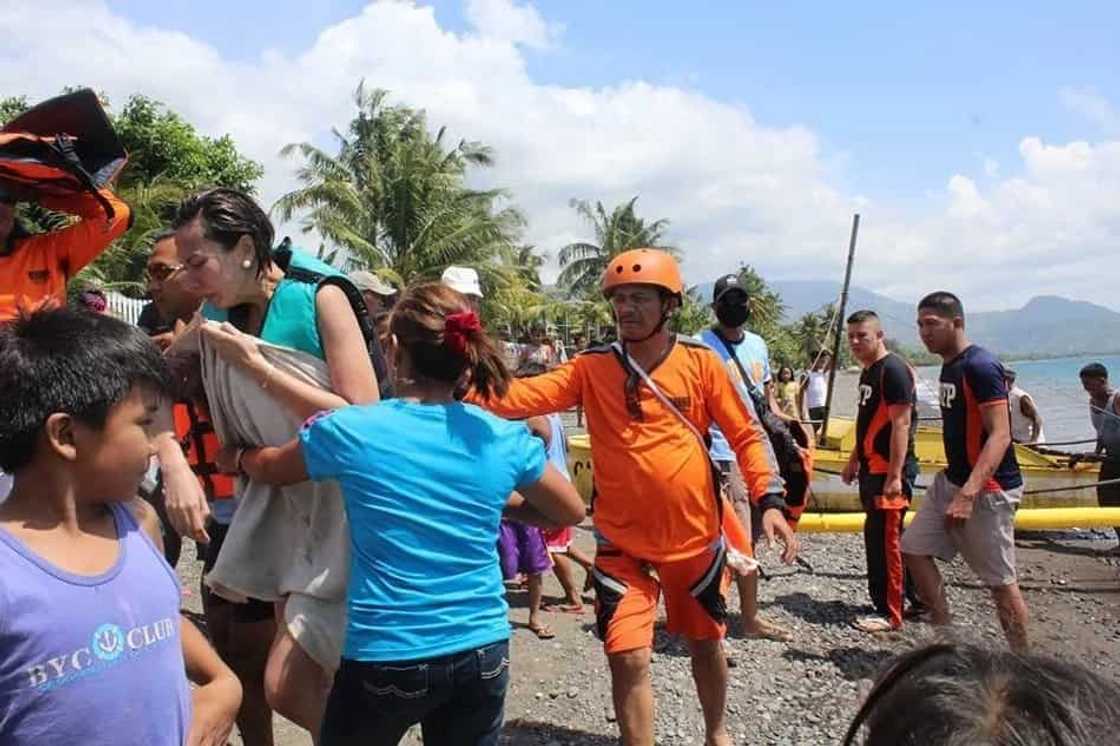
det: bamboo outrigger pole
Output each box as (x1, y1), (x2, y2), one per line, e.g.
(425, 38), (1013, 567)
(818, 213), (860, 447)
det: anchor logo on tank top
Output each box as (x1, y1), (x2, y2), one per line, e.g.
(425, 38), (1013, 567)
(23, 616), (177, 690)
(939, 383), (957, 409)
(92, 624), (126, 661)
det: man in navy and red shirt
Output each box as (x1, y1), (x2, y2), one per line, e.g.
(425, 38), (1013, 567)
(841, 310), (924, 632)
(904, 291), (1028, 652)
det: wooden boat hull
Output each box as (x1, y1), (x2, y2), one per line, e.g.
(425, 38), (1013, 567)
(566, 416), (1102, 511)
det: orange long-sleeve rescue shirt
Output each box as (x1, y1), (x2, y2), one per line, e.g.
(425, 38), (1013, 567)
(0, 189), (131, 322)
(473, 336), (781, 562)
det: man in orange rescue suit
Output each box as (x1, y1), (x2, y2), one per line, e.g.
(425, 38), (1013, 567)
(0, 186), (131, 321)
(474, 248), (798, 746)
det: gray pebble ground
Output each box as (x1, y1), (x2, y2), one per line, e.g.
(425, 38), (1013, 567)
(180, 524), (1120, 745)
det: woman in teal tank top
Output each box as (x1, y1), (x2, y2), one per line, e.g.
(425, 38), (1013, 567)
(171, 188), (380, 740)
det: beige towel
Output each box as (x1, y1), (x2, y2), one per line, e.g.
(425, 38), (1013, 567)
(198, 328), (349, 672)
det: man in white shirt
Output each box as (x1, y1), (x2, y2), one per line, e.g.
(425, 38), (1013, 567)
(801, 350), (833, 431)
(1004, 370), (1045, 444)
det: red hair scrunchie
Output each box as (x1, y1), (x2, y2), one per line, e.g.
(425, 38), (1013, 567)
(444, 310), (482, 356)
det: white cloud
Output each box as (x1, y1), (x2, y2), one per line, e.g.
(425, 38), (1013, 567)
(1061, 86), (1120, 135)
(464, 0), (560, 49)
(1, 1), (1117, 312)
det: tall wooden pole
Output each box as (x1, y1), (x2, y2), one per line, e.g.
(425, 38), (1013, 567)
(818, 213), (860, 447)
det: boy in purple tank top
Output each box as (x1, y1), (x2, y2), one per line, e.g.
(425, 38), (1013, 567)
(0, 308), (242, 745)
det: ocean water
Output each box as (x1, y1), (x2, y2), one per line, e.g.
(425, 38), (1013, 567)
(832, 353), (1119, 448)
(923, 354), (1120, 445)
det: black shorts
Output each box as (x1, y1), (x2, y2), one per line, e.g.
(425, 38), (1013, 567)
(202, 520), (275, 624)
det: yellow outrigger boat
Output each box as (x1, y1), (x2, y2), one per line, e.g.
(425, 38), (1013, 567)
(567, 417), (1101, 512)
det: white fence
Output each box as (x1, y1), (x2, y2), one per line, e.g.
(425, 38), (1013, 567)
(105, 290), (146, 326)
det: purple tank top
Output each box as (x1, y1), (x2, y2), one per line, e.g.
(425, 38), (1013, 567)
(0, 502), (190, 745)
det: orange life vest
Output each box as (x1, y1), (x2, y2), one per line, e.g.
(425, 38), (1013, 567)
(173, 402), (234, 502)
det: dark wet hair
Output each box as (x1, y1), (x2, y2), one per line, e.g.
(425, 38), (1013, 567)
(390, 282), (510, 399)
(846, 309), (879, 325)
(0, 308), (171, 472)
(173, 188), (274, 277)
(918, 291), (965, 320)
(1080, 362), (1108, 380)
(148, 227), (177, 247)
(844, 643), (1120, 746)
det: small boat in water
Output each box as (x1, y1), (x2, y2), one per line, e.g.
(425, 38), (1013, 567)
(566, 417), (1101, 511)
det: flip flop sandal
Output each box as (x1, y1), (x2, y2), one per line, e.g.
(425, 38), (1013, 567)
(744, 624), (794, 642)
(852, 616), (897, 633)
(542, 603), (585, 614)
(528, 624), (556, 640)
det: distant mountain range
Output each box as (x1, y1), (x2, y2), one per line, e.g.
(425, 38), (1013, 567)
(694, 279), (1120, 358)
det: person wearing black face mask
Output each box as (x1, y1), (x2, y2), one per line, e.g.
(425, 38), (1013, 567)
(698, 273), (810, 643)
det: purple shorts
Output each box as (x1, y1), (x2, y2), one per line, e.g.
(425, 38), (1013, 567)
(498, 521), (552, 579)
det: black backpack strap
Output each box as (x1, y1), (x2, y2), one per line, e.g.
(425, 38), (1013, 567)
(317, 274), (394, 399)
(272, 241), (394, 399)
(709, 327), (767, 414)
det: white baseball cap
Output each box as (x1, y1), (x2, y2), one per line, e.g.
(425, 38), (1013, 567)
(441, 266), (483, 298)
(348, 270), (396, 296)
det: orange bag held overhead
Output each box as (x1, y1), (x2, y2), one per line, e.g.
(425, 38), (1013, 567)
(0, 88), (128, 218)
(0, 90), (131, 321)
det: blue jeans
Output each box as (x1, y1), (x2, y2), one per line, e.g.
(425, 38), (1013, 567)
(320, 640), (510, 746)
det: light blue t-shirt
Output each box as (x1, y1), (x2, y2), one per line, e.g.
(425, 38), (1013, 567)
(300, 399), (547, 663)
(698, 328), (772, 462)
(545, 413), (571, 482)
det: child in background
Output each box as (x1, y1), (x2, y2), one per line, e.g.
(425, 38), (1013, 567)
(229, 283), (584, 745)
(515, 362), (595, 615)
(498, 498), (555, 639)
(775, 366), (800, 420)
(0, 309), (241, 746)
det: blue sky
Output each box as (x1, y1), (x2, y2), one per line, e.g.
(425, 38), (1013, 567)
(107, 0), (1120, 205)
(7, 1), (1117, 309)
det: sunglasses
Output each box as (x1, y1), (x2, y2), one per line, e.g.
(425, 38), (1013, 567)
(145, 263), (184, 283)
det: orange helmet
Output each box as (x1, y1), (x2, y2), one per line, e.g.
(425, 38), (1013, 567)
(601, 248), (684, 298)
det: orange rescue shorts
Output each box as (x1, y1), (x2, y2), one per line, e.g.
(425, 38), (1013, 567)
(591, 536), (732, 654)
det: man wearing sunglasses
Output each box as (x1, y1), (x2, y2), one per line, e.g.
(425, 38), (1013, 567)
(138, 229), (279, 745)
(138, 229), (199, 347)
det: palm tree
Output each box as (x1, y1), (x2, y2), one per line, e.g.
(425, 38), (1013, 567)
(671, 287), (712, 335)
(73, 177), (188, 294)
(273, 84), (524, 285)
(556, 197), (672, 297)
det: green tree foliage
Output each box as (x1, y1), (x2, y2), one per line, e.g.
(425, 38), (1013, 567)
(274, 84), (524, 289)
(112, 95), (262, 192)
(0, 96), (30, 126)
(557, 197), (673, 298)
(0, 90), (263, 294)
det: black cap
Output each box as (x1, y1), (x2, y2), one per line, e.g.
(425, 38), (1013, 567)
(713, 273), (748, 303)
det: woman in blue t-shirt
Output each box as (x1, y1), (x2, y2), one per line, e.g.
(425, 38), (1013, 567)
(235, 282), (585, 745)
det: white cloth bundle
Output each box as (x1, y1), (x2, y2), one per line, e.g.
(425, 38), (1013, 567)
(198, 328), (349, 672)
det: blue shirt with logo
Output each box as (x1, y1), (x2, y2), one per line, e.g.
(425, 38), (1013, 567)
(939, 345), (1022, 490)
(300, 399), (547, 662)
(699, 328), (772, 462)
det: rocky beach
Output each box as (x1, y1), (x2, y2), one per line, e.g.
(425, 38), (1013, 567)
(179, 520), (1120, 745)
